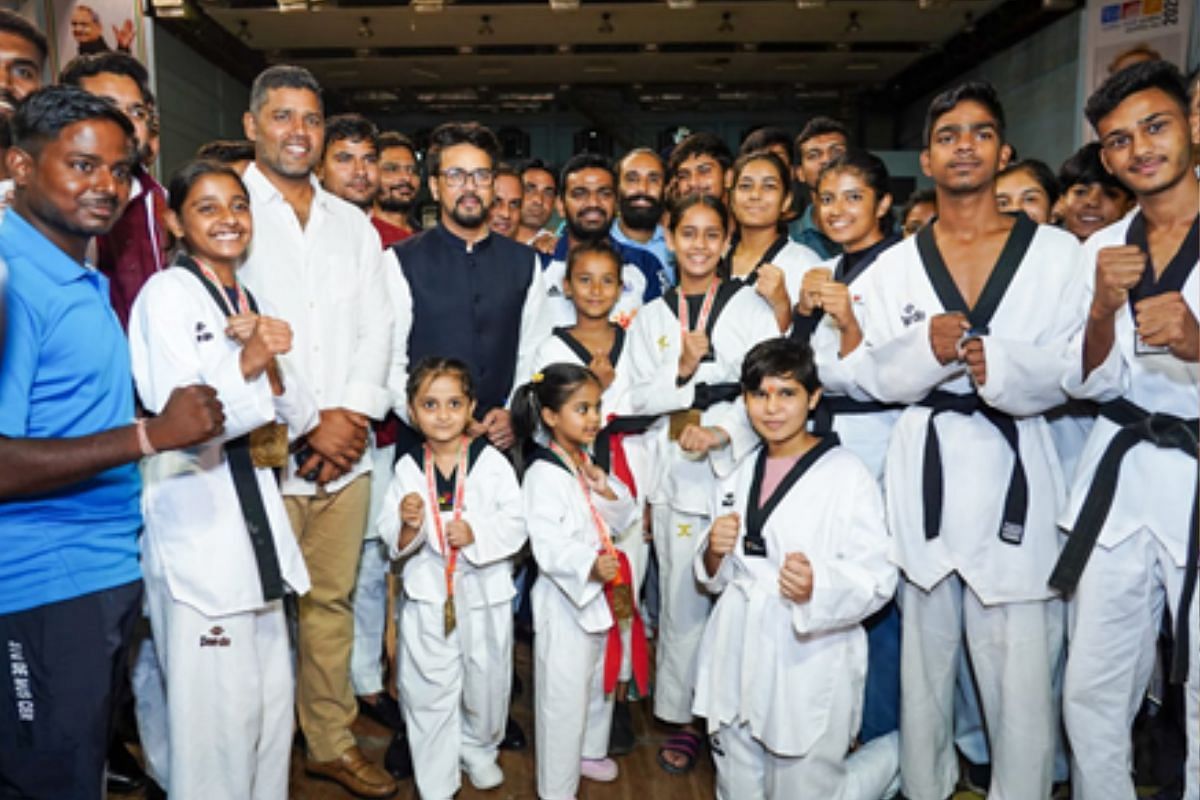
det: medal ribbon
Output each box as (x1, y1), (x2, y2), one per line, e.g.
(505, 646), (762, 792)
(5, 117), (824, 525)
(547, 441), (649, 696)
(193, 256), (250, 316)
(677, 278), (719, 340)
(424, 436), (469, 600)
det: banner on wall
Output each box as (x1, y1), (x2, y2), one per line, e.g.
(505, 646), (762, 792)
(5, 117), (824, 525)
(43, 0), (148, 75)
(1082, 0), (1193, 98)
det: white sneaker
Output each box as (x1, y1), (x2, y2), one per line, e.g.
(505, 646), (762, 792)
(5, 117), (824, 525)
(579, 757), (619, 782)
(464, 760), (504, 790)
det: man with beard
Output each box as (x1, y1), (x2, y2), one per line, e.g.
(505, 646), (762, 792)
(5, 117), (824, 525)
(373, 131), (420, 246)
(0, 10), (45, 191)
(239, 65), (397, 799)
(539, 152), (670, 331)
(488, 163), (523, 240)
(610, 147), (671, 283)
(392, 121), (546, 454)
(0, 85), (224, 800)
(515, 156), (558, 253)
(60, 52), (167, 331)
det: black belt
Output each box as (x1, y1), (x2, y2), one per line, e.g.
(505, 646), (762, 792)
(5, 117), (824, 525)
(593, 415), (659, 474)
(917, 390), (1028, 546)
(691, 382), (741, 411)
(812, 395), (903, 436)
(1048, 398), (1198, 683)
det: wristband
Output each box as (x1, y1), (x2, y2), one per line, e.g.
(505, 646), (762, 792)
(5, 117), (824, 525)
(135, 418), (157, 457)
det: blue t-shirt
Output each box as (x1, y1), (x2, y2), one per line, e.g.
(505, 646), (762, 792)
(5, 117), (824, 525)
(0, 211), (141, 614)
(610, 220), (674, 285)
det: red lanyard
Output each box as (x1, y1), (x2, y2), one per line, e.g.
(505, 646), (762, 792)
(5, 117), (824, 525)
(424, 437), (469, 597)
(548, 441), (625, 586)
(193, 256), (250, 316)
(678, 278), (719, 341)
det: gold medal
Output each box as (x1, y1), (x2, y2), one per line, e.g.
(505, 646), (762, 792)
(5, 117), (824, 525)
(611, 582), (634, 624)
(443, 596), (457, 636)
(669, 409), (702, 441)
(249, 423), (289, 468)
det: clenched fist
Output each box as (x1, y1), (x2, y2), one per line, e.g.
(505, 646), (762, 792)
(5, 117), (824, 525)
(147, 384), (225, 450)
(779, 551), (814, 603)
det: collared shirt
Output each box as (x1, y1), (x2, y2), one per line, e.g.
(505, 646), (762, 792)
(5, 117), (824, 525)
(97, 165), (169, 330)
(789, 205), (841, 261)
(393, 224), (548, 417)
(610, 219), (673, 284)
(239, 163), (394, 497)
(0, 210), (141, 614)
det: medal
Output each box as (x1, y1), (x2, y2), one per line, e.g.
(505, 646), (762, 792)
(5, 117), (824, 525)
(548, 441), (635, 627)
(249, 423), (289, 468)
(425, 437), (469, 637)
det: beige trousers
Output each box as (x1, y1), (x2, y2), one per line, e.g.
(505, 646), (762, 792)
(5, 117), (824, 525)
(285, 475), (370, 762)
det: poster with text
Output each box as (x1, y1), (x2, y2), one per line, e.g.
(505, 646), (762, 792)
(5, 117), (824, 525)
(1082, 0), (1193, 99)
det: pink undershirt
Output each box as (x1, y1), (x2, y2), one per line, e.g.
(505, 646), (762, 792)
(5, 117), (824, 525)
(759, 455), (801, 506)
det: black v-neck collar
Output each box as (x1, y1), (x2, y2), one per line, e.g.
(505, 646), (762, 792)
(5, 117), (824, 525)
(1125, 211), (1199, 311)
(663, 281), (743, 338)
(409, 437), (489, 487)
(916, 213), (1036, 332)
(836, 233), (901, 287)
(743, 435), (839, 555)
(730, 234), (791, 285)
(552, 324), (626, 368)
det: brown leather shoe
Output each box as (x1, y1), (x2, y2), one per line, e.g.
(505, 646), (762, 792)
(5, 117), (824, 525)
(305, 745), (398, 798)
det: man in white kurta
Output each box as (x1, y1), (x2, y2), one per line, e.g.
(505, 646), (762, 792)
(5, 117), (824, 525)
(853, 83), (1087, 800)
(1054, 60), (1199, 800)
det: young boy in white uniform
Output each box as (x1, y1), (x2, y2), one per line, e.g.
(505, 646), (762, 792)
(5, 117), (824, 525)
(1054, 60), (1199, 800)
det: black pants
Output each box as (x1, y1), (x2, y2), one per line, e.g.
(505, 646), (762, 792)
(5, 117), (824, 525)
(0, 580), (142, 800)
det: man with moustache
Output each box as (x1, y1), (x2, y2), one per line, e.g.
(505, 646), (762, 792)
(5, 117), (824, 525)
(488, 163), (523, 240)
(666, 131), (732, 203)
(610, 147), (671, 283)
(0, 86), (224, 800)
(239, 65), (397, 799)
(540, 152), (669, 331)
(319, 113), (379, 213)
(373, 131), (420, 246)
(515, 156), (558, 252)
(60, 52), (167, 331)
(0, 10), (46, 199)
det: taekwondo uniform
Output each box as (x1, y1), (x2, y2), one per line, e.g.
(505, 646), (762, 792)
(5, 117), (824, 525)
(853, 216), (1087, 800)
(693, 437), (899, 800)
(129, 258), (318, 800)
(624, 283), (779, 723)
(523, 451), (639, 800)
(375, 439), (526, 799)
(1055, 211), (1199, 800)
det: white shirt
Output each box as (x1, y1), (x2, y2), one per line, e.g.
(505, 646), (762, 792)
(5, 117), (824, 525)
(239, 164), (395, 496)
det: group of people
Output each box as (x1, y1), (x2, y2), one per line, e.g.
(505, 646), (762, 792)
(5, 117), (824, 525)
(0, 5), (1197, 799)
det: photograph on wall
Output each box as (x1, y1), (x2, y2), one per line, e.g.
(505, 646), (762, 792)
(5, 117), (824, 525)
(43, 0), (146, 74)
(1082, 0), (1193, 97)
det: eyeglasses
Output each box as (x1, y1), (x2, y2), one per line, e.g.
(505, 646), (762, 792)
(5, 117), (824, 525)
(439, 167), (493, 188)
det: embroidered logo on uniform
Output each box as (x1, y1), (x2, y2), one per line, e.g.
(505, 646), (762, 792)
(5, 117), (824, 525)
(900, 303), (926, 327)
(656, 335), (670, 351)
(612, 310), (637, 330)
(709, 733), (725, 758)
(199, 626), (231, 648)
(547, 285), (563, 298)
(720, 492), (736, 509)
(8, 641), (34, 722)
(195, 321), (213, 342)
(676, 523), (693, 538)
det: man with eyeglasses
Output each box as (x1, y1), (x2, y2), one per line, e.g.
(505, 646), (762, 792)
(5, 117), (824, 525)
(392, 121), (547, 455)
(373, 130), (421, 247)
(59, 51), (167, 331)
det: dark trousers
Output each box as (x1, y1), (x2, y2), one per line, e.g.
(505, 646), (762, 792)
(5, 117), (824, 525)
(0, 580), (143, 799)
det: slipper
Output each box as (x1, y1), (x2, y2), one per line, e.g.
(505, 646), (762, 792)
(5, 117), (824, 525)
(656, 730), (703, 775)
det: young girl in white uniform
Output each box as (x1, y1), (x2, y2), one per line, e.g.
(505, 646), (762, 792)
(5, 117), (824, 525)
(375, 357), (525, 799)
(528, 239), (655, 753)
(129, 160), (318, 800)
(694, 337), (898, 800)
(624, 195), (778, 771)
(512, 363), (640, 800)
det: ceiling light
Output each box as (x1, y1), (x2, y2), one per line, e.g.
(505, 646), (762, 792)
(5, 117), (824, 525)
(411, 0), (444, 12)
(150, 0), (188, 17)
(277, 0), (307, 12)
(795, 0), (827, 7)
(478, 14), (494, 34)
(917, 0), (949, 9)
(666, 0), (697, 8)
(549, 0), (580, 10)
(236, 18), (252, 41)
(963, 11), (976, 32)
(357, 16), (374, 38)
(598, 12), (614, 33)
(844, 11), (861, 33)
(718, 12), (734, 32)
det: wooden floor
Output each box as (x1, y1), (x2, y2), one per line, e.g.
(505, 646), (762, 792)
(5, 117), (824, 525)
(116, 637), (998, 799)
